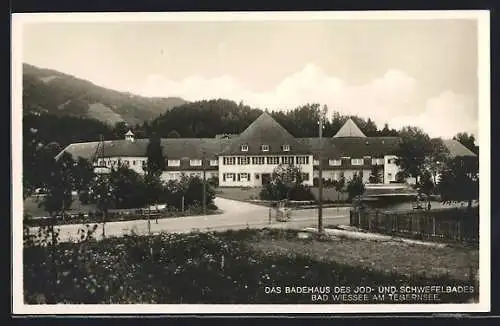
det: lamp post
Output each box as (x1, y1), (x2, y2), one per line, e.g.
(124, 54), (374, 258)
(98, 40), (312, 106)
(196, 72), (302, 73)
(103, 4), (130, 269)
(317, 106), (327, 233)
(202, 149), (207, 215)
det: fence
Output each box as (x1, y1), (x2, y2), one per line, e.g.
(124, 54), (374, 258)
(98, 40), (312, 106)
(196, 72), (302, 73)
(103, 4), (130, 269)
(350, 206), (479, 244)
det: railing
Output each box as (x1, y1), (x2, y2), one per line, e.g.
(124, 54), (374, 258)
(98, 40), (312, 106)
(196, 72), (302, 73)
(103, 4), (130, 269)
(350, 206), (479, 244)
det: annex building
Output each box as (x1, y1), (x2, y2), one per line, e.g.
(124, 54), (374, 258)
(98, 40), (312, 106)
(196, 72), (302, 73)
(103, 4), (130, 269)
(56, 112), (477, 187)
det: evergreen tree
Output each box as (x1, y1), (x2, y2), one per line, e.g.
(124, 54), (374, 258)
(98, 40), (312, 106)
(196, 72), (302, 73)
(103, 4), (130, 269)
(145, 132), (165, 176)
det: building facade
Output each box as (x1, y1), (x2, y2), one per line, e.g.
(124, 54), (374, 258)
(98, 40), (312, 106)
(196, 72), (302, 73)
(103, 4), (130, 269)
(57, 112), (477, 187)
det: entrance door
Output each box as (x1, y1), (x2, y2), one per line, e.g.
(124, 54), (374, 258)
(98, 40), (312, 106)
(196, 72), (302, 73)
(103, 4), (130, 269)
(261, 173), (272, 185)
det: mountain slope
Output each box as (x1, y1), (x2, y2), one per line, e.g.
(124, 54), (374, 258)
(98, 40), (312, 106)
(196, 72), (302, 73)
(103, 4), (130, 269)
(22, 63), (187, 126)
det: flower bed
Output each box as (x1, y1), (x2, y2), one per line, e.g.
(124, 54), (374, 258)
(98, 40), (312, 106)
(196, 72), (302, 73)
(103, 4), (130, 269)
(24, 229), (478, 304)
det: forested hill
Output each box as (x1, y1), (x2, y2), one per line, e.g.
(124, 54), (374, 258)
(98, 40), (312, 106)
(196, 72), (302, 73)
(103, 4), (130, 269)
(148, 99), (400, 139)
(22, 63), (187, 126)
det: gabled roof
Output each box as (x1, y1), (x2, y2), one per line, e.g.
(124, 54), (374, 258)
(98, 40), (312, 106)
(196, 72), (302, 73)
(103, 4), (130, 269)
(221, 112), (311, 155)
(125, 130), (134, 136)
(443, 139), (477, 157)
(56, 138), (233, 162)
(333, 118), (366, 138)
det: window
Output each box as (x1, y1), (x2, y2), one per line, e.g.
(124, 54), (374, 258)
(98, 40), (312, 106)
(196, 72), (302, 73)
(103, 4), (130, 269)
(167, 160), (180, 167)
(329, 159), (341, 166)
(267, 156), (279, 164)
(387, 158), (397, 164)
(282, 144), (290, 152)
(261, 144), (269, 152)
(239, 173), (251, 181)
(296, 156), (309, 165)
(313, 159), (319, 166)
(223, 173), (236, 181)
(281, 156), (293, 164)
(372, 158), (385, 165)
(223, 157), (236, 165)
(190, 159), (202, 166)
(132, 160), (136, 165)
(210, 160), (218, 166)
(238, 157), (250, 165)
(241, 144), (248, 152)
(252, 157), (265, 165)
(302, 173), (310, 181)
(351, 159), (364, 166)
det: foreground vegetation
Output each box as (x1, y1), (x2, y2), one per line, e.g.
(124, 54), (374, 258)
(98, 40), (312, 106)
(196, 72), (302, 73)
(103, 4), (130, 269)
(24, 228), (478, 304)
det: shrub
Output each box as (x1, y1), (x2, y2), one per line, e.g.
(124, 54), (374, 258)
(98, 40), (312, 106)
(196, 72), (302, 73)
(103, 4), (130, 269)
(288, 184), (315, 201)
(259, 181), (288, 201)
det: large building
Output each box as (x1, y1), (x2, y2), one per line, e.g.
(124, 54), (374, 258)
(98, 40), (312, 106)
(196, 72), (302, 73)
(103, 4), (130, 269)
(56, 112), (477, 187)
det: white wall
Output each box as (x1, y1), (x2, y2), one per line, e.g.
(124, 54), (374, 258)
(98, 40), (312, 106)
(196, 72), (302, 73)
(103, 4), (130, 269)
(161, 170), (217, 183)
(97, 156), (147, 175)
(384, 155), (400, 184)
(218, 155), (314, 187)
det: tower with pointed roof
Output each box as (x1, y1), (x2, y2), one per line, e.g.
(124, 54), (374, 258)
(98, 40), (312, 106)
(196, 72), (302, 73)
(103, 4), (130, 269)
(125, 130), (135, 142)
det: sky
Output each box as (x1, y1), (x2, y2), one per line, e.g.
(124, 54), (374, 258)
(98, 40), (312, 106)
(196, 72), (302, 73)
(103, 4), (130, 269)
(21, 16), (480, 140)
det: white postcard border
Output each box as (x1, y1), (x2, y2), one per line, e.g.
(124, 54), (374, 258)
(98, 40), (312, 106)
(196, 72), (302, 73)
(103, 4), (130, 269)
(11, 10), (491, 315)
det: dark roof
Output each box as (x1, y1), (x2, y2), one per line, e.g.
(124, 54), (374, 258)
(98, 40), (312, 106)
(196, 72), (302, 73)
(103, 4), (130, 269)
(330, 137), (401, 158)
(296, 138), (340, 158)
(443, 139), (477, 157)
(57, 138), (232, 162)
(221, 112), (311, 155)
(162, 138), (232, 159)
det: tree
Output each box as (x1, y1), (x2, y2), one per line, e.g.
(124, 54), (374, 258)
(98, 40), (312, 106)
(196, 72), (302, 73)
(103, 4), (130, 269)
(37, 152), (76, 302)
(113, 121), (129, 139)
(73, 157), (94, 197)
(167, 130), (181, 138)
(346, 174), (365, 201)
(145, 132), (165, 176)
(39, 152), (76, 224)
(418, 170), (435, 206)
(109, 166), (146, 209)
(88, 173), (113, 236)
(368, 166), (383, 184)
(332, 176), (346, 202)
(438, 156), (479, 208)
(395, 126), (433, 183)
(260, 164), (313, 201)
(271, 164), (303, 200)
(424, 138), (450, 186)
(453, 132), (478, 154)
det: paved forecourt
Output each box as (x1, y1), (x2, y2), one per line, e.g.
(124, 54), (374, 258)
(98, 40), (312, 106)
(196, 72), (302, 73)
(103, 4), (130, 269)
(28, 198), (350, 243)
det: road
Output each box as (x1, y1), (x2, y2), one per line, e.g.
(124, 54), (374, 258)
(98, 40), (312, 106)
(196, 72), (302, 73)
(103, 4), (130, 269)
(28, 198), (350, 243)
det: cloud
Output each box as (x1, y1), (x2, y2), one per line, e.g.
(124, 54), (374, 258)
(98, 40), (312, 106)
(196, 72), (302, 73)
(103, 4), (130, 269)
(135, 63), (477, 139)
(389, 91), (478, 140)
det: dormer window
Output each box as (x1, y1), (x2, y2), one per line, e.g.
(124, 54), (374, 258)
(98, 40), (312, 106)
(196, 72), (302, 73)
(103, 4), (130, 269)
(261, 144), (269, 152)
(282, 144), (290, 152)
(241, 144), (248, 152)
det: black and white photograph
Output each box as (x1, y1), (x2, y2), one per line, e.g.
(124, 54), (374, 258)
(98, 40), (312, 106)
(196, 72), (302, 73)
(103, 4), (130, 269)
(12, 11), (490, 314)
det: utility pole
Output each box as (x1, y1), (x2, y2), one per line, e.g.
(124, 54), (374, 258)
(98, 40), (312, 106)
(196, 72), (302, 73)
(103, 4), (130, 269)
(100, 134), (107, 239)
(318, 109), (325, 233)
(202, 149), (207, 215)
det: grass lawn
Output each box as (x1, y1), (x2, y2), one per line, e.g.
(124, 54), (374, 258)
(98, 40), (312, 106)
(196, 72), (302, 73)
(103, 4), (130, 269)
(216, 187), (262, 202)
(250, 232), (478, 282)
(24, 228), (478, 304)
